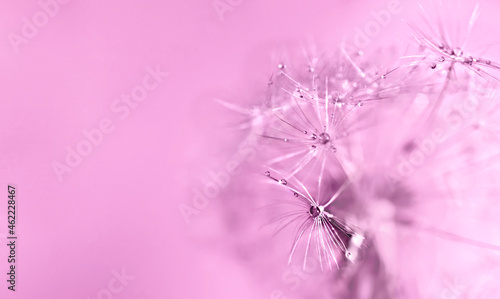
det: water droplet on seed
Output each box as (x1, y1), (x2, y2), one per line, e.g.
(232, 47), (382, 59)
(452, 48), (463, 57)
(309, 206), (321, 217)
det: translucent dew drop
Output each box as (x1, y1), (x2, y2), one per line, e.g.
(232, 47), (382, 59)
(309, 206), (321, 217)
(264, 171), (270, 177)
(319, 132), (331, 144)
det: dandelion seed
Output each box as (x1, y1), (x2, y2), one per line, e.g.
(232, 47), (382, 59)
(263, 170), (364, 270)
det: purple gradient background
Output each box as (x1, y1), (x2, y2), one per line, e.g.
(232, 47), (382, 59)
(0, 0), (499, 298)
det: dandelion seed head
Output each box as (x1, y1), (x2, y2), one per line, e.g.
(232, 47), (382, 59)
(397, 0), (500, 92)
(258, 48), (400, 181)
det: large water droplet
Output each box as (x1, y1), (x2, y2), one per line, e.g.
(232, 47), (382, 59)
(319, 132), (331, 144)
(452, 48), (463, 57)
(309, 206), (321, 217)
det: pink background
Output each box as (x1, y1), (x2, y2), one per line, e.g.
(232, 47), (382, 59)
(0, 0), (499, 298)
